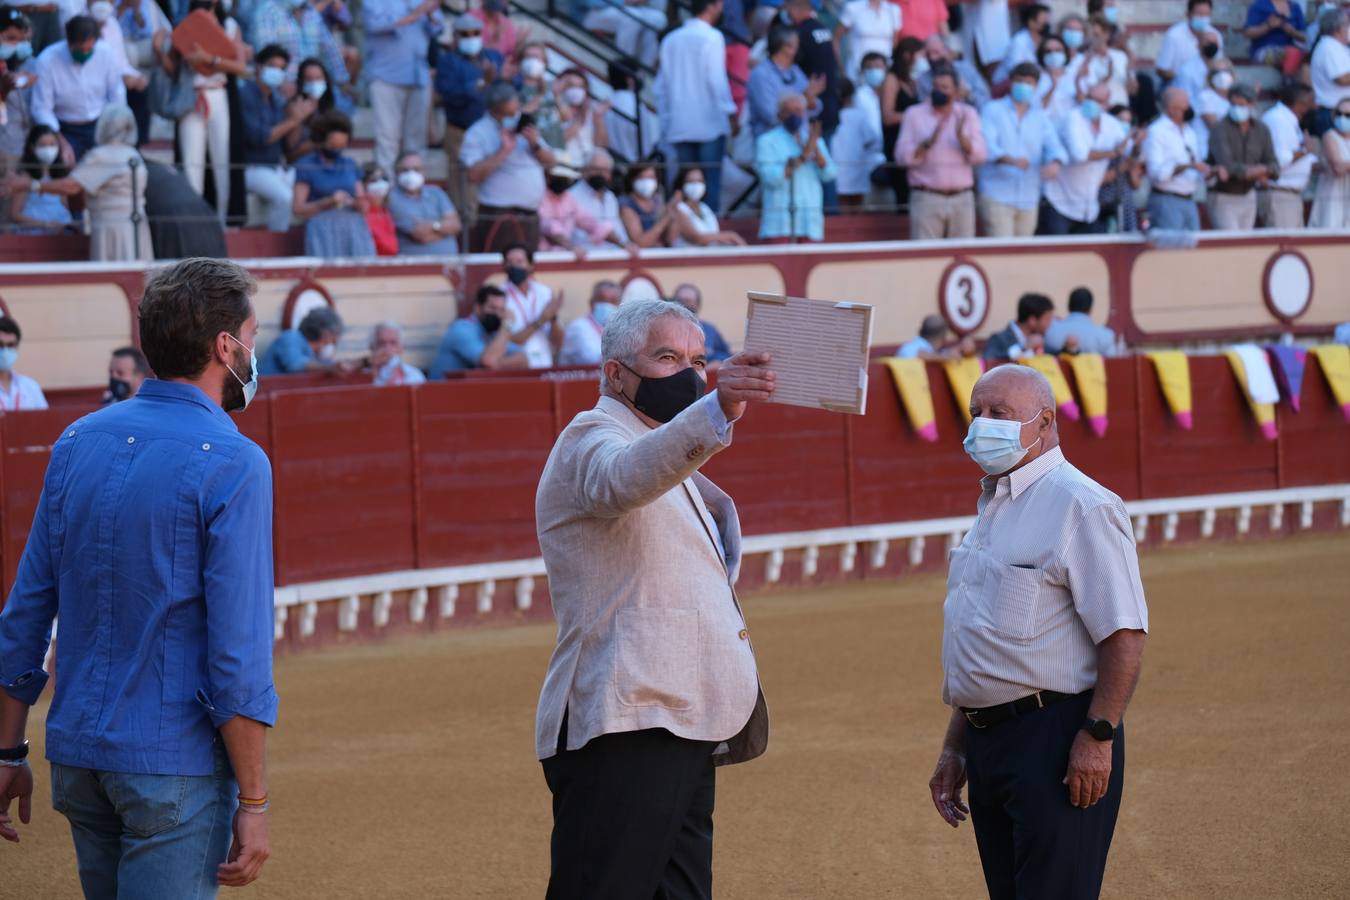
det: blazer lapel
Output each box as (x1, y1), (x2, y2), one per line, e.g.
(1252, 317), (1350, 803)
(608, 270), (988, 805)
(693, 473), (741, 583)
(682, 478), (730, 579)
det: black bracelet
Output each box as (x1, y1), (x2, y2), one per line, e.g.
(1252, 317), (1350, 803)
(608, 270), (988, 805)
(0, 740), (29, 761)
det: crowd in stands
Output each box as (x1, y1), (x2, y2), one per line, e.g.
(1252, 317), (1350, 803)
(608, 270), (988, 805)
(1, 0), (1350, 260)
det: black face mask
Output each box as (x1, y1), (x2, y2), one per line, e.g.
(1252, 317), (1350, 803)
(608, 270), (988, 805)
(548, 177), (574, 195)
(1201, 42), (1219, 60)
(586, 174), (609, 192)
(1183, 107), (1196, 123)
(505, 265), (530, 286)
(931, 89), (951, 108)
(480, 312), (503, 333)
(619, 362), (706, 424)
(107, 377), (133, 402)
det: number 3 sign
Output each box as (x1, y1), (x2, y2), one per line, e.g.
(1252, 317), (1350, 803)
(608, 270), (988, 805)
(938, 259), (990, 336)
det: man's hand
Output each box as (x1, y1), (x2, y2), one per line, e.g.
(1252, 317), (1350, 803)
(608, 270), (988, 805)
(217, 810), (270, 887)
(520, 124), (541, 149)
(1063, 731), (1112, 809)
(0, 763), (33, 844)
(929, 747), (969, 828)
(1040, 161), (1061, 181)
(1006, 156), (1030, 170)
(715, 350), (775, 421)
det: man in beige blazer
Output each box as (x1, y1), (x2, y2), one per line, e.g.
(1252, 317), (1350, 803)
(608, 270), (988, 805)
(535, 297), (775, 900)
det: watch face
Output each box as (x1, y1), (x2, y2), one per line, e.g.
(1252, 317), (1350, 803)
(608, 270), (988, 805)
(1089, 719), (1114, 741)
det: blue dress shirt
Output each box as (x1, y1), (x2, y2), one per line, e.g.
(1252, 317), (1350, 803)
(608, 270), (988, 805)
(702, 320), (732, 363)
(978, 97), (1068, 210)
(430, 317), (521, 377)
(434, 48), (505, 130)
(0, 381), (277, 776)
(259, 329), (315, 375)
(238, 80), (288, 166)
(363, 0), (440, 88)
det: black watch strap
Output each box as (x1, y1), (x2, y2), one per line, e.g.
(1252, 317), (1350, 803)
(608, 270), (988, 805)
(1082, 718), (1115, 742)
(0, 739), (29, 760)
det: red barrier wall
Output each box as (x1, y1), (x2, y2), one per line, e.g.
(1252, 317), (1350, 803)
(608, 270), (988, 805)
(0, 355), (1346, 599)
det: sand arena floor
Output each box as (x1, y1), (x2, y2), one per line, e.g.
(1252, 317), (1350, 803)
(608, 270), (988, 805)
(6, 532), (1348, 899)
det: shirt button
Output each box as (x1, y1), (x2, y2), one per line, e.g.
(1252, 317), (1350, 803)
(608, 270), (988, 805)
(67, 431), (75, 438)
(126, 436), (135, 444)
(738, 629), (749, 640)
(202, 443), (211, 451)
(686, 445), (705, 461)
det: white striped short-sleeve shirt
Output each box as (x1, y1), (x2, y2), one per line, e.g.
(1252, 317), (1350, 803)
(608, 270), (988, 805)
(941, 446), (1149, 709)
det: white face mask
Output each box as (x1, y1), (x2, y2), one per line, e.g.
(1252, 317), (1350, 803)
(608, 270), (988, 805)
(962, 411), (1045, 475)
(521, 57), (546, 79)
(562, 86), (587, 107)
(912, 55), (931, 78)
(1212, 71), (1234, 91)
(35, 145), (59, 165)
(318, 342), (337, 362)
(89, 0), (114, 21)
(365, 179), (390, 200)
(682, 180), (706, 202)
(397, 169), (425, 192)
(224, 333), (258, 411)
(633, 177), (658, 198)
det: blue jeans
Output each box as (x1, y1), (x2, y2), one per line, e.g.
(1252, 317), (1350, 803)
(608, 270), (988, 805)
(51, 742), (237, 900)
(673, 135), (726, 212)
(1148, 193), (1200, 232)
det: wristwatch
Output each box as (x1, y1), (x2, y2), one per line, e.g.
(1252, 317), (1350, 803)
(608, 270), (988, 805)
(432, 221), (442, 233)
(1082, 718), (1115, 742)
(0, 740), (29, 761)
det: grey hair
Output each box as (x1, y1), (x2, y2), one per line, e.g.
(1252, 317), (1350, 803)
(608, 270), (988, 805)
(298, 305), (344, 341)
(485, 81), (518, 111)
(590, 279), (619, 300)
(369, 319), (403, 347)
(599, 298), (701, 389)
(584, 147), (614, 168)
(1320, 7), (1347, 37)
(96, 104), (138, 147)
(672, 282), (702, 312)
(777, 91), (807, 115)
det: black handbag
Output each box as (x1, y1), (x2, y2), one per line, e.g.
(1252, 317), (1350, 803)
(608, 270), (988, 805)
(148, 62), (196, 120)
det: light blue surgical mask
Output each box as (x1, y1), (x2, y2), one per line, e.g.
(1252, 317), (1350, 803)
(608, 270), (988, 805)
(1043, 50), (1067, 69)
(0, 347), (16, 371)
(1190, 15), (1211, 32)
(863, 67), (886, 89)
(225, 333), (258, 411)
(499, 112), (520, 130)
(963, 411), (1045, 475)
(260, 65), (286, 88)
(1010, 81), (1035, 104)
(1062, 29), (1084, 49)
(1103, 6), (1119, 25)
(1229, 105), (1251, 123)
(458, 36), (482, 56)
(1337, 114), (1350, 134)
(591, 301), (618, 327)
(1082, 98), (1103, 120)
(0, 43), (17, 60)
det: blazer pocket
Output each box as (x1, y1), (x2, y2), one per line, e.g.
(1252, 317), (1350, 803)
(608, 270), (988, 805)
(987, 561), (1043, 641)
(615, 608), (701, 710)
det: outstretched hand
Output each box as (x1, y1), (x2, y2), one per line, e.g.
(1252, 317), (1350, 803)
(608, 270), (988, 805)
(716, 351), (775, 421)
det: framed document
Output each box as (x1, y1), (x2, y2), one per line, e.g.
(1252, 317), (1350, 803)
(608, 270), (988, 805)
(742, 292), (874, 415)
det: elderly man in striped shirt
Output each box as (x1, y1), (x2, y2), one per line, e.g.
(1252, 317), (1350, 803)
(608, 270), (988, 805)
(929, 363), (1148, 900)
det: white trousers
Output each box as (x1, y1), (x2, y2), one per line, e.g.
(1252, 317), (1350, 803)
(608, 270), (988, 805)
(369, 80), (430, 178)
(584, 5), (666, 68)
(180, 86), (231, 221)
(245, 165), (296, 232)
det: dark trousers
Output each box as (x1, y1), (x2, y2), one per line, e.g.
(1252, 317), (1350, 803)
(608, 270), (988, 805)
(59, 120), (98, 161)
(1038, 202), (1108, 236)
(965, 691), (1125, 900)
(542, 714), (717, 900)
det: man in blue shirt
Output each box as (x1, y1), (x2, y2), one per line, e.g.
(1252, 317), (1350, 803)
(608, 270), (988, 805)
(978, 61), (1067, 237)
(0, 258), (277, 893)
(674, 283), (732, 363)
(1045, 287), (1118, 355)
(365, 0), (441, 177)
(429, 284), (528, 377)
(434, 13), (504, 220)
(258, 305), (349, 375)
(240, 44), (315, 232)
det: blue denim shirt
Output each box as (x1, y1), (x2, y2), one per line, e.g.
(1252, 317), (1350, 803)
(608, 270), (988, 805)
(0, 381), (277, 776)
(238, 80), (287, 167)
(430, 316), (521, 377)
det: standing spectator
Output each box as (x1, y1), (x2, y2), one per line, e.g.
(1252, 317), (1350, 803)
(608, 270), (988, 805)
(673, 282), (732, 363)
(1207, 83), (1278, 231)
(436, 14), (504, 221)
(30, 15), (126, 159)
(515, 41), (552, 113)
(984, 292), (1054, 361)
(584, 0), (665, 69)
(292, 111), (375, 258)
(0, 316), (47, 410)
(362, 163), (398, 255)
(994, 2), (1049, 84)
(0, 9), (38, 172)
(1311, 8), (1350, 136)
(619, 162), (673, 248)
(895, 65), (987, 239)
(1059, 14), (1088, 69)
(785, 0), (841, 135)
(655, 0), (736, 212)
(603, 58), (660, 164)
(428, 284), (528, 376)
(1157, 0), (1223, 84)
(250, 0), (350, 89)
(855, 50), (889, 132)
(281, 57), (338, 163)
(881, 37), (924, 208)
(13, 0), (59, 55)
(1035, 34), (1076, 123)
(835, 0), (901, 80)
(1042, 83), (1127, 235)
(1310, 97), (1350, 227)
(1097, 103), (1145, 233)
(1144, 87), (1208, 231)
(367, 320), (426, 386)
(500, 241), (563, 368)
(671, 162), (747, 245)
(1067, 13), (1134, 109)
(962, 0), (1011, 78)
(1045, 287), (1116, 355)
(1261, 82), (1315, 228)
(568, 148), (627, 249)
(116, 0), (161, 144)
(1243, 0), (1306, 72)
(259, 304), (347, 374)
(552, 68), (608, 163)
(471, 0), (519, 60)
(461, 82), (554, 253)
(747, 25), (824, 138)
(558, 280), (621, 366)
(977, 62), (1066, 237)
(240, 45), (313, 232)
(364, 0), (440, 179)
(103, 344), (150, 402)
(832, 78), (885, 208)
(8, 125), (73, 233)
(756, 93), (837, 241)
(1194, 60), (1235, 160)
(388, 150), (461, 255)
(917, 33), (991, 108)
(539, 161), (631, 256)
(898, 0), (948, 44)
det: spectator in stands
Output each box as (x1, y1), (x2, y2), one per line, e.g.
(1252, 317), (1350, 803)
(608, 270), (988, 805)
(978, 62), (1066, 238)
(1045, 287), (1116, 355)
(1310, 96), (1350, 227)
(671, 165), (747, 246)
(835, 0), (901, 80)
(116, 0), (160, 144)
(1243, 0), (1307, 73)
(748, 25), (825, 139)
(1089, 0), (1121, 26)
(540, 161), (630, 257)
(364, 0), (440, 180)
(619, 161), (672, 248)
(1042, 83), (1127, 235)
(0, 316), (45, 409)
(292, 111), (374, 257)
(251, 0), (350, 93)
(1068, 13), (1135, 110)
(584, 0), (665, 70)
(470, 0), (519, 60)
(500, 241), (563, 368)
(1157, 0), (1223, 85)
(897, 0), (948, 44)
(240, 45), (312, 232)
(1097, 103), (1145, 232)
(655, 0), (736, 212)
(552, 68), (608, 163)
(756, 93), (836, 242)
(0, 9), (38, 174)
(463, 82), (554, 253)
(1261, 82), (1315, 228)
(673, 282), (731, 363)
(429, 284), (528, 376)
(785, 0), (841, 138)
(895, 64), (986, 239)
(1144, 87), (1208, 231)
(855, 50), (888, 130)
(558, 279), (621, 366)
(897, 313), (949, 358)
(362, 163), (398, 255)
(280, 57), (339, 165)
(1194, 59), (1235, 160)
(994, 2), (1049, 84)
(388, 150), (460, 255)
(917, 33), (990, 108)
(603, 58), (660, 164)
(831, 78), (885, 209)
(960, 0), (1011, 78)
(437, 14), (504, 221)
(260, 304), (348, 374)
(143, 160), (229, 258)
(1207, 83), (1278, 231)
(30, 15), (126, 159)
(515, 42), (552, 114)
(569, 148), (627, 249)
(881, 37), (924, 208)
(1311, 8), (1350, 136)
(104, 345), (149, 402)
(1035, 33), (1075, 123)
(367, 320), (426, 385)
(8, 125), (72, 232)
(13, 0), (57, 56)
(1336, 321), (1350, 345)
(1058, 14), (1088, 68)
(984, 292), (1054, 362)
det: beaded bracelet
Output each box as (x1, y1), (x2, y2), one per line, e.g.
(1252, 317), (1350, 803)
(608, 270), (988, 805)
(238, 801), (269, 815)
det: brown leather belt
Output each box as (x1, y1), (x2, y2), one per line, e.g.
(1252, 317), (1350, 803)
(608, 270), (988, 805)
(914, 186), (973, 197)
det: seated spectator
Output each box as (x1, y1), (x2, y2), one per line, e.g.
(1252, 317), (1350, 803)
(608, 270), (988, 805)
(1041, 83), (1127, 235)
(1310, 97), (1350, 228)
(462, 81), (555, 254)
(1312, 8), (1350, 137)
(896, 314), (950, 359)
(1157, 0), (1224, 85)
(499, 242), (563, 367)
(1144, 87), (1209, 231)
(0, 315), (46, 409)
(539, 161), (634, 257)
(994, 2), (1050, 84)
(1243, 0), (1306, 73)
(603, 58), (660, 164)
(1044, 287), (1117, 355)
(833, 78), (884, 209)
(670, 166), (746, 246)
(1207, 83), (1278, 231)
(551, 68), (608, 163)
(748, 25), (824, 138)
(429, 284), (528, 376)
(241, 44), (314, 232)
(363, 162), (398, 255)
(436, 14), (504, 219)
(104, 345), (150, 403)
(367, 320), (426, 386)
(283, 57), (339, 163)
(0, 9), (38, 173)
(292, 111), (375, 258)
(259, 305), (348, 374)
(1336, 321), (1350, 345)
(250, 0), (351, 95)
(984, 292), (1054, 362)
(584, 0), (665, 69)
(471, 0), (519, 59)
(835, 0), (902, 80)
(568, 148), (628, 249)
(8, 125), (73, 233)
(978, 62), (1067, 238)
(894, 64), (987, 240)
(755, 92), (837, 243)
(618, 162), (672, 248)
(30, 15), (126, 160)
(672, 282), (731, 363)
(558, 279), (621, 366)
(917, 34), (990, 108)
(388, 150), (461, 255)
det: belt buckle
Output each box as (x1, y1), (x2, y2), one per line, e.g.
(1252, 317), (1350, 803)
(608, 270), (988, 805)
(1033, 691), (1044, 709)
(963, 710), (986, 729)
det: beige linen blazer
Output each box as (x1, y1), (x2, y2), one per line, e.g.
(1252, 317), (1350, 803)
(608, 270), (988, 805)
(534, 394), (768, 765)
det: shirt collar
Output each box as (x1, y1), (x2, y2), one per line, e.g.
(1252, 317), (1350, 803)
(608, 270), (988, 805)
(981, 445), (1066, 501)
(1008, 321), (1027, 346)
(136, 379), (239, 429)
